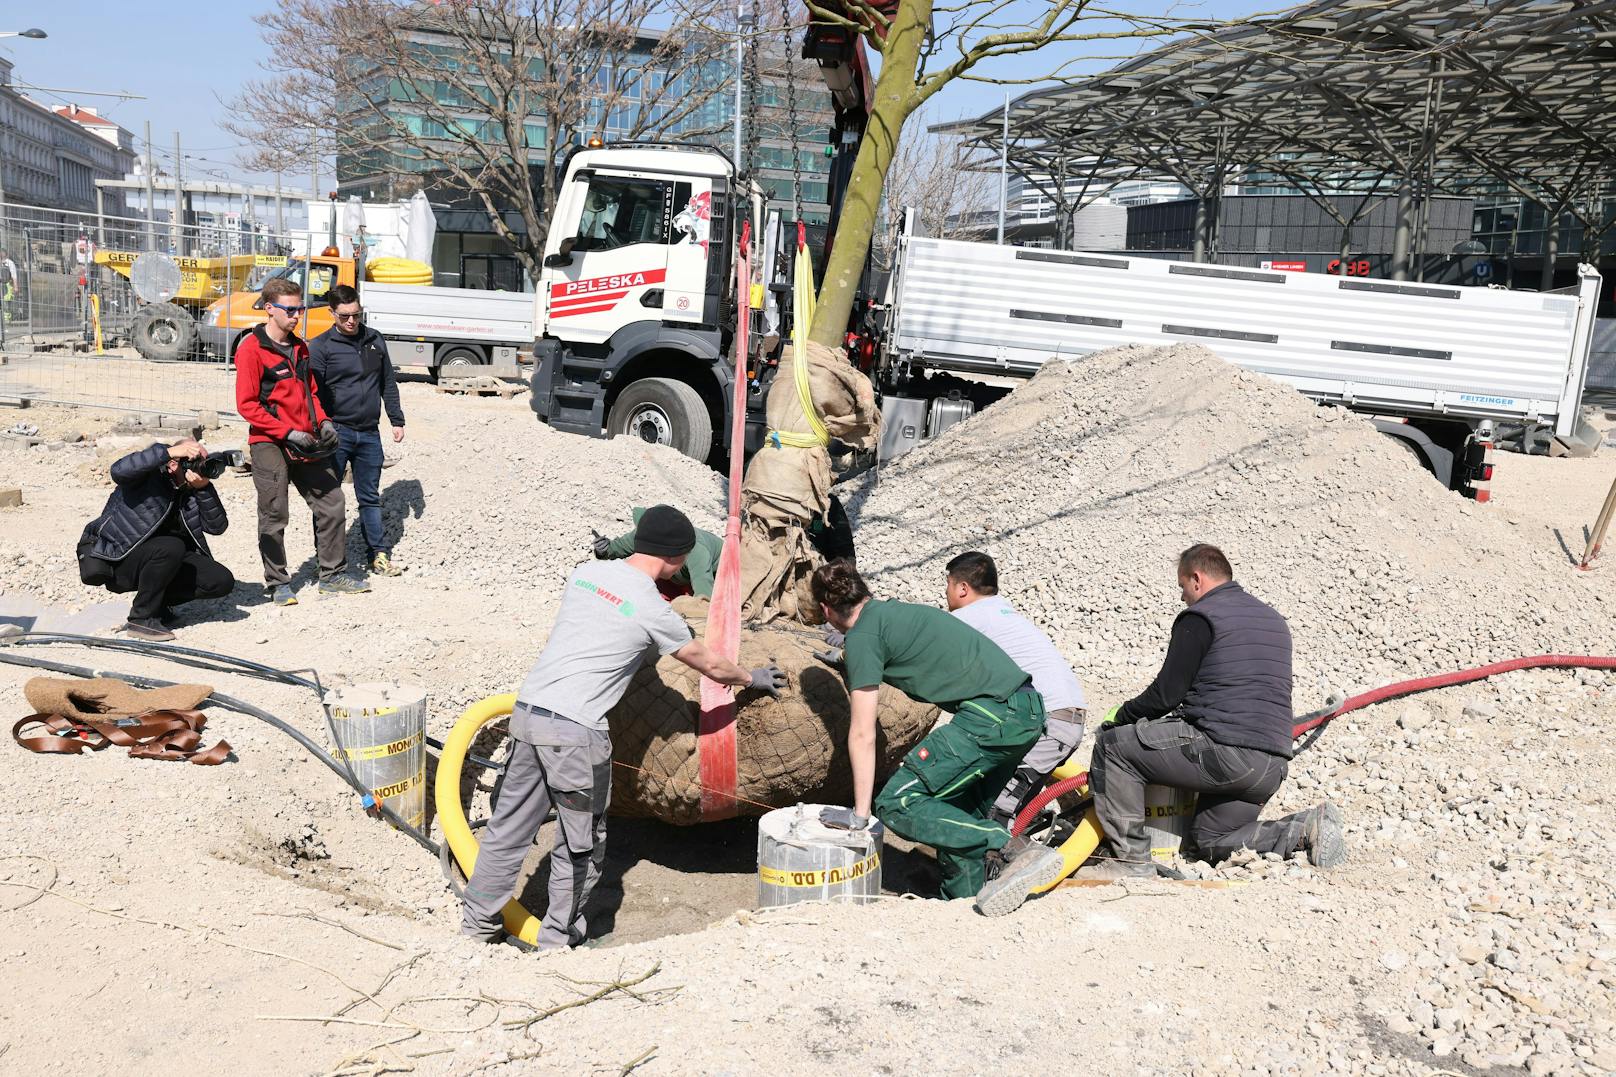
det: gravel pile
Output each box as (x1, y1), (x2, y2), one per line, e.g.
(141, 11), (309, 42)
(850, 342), (1608, 705)
(849, 343), (1616, 1073)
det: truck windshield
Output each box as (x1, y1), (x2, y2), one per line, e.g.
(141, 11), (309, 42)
(261, 261), (336, 305)
(575, 176), (673, 253)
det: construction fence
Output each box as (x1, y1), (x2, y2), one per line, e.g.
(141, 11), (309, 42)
(0, 201), (304, 421)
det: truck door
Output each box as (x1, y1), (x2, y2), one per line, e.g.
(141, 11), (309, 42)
(545, 171), (674, 345)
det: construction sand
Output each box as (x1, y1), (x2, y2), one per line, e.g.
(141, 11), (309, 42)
(1, 347), (1613, 1075)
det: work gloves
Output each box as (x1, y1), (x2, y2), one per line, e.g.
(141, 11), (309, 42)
(811, 625), (845, 667)
(315, 420), (339, 455)
(819, 806), (874, 831)
(590, 529), (611, 558)
(285, 430), (319, 454)
(747, 664), (787, 698)
(1100, 705), (1131, 728)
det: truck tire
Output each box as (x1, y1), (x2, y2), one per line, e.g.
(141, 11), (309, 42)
(131, 302), (197, 363)
(607, 377), (713, 461)
(431, 345), (486, 383)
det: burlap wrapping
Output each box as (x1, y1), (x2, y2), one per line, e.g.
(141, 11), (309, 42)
(23, 677), (213, 721)
(606, 598), (937, 824)
(738, 340), (880, 623)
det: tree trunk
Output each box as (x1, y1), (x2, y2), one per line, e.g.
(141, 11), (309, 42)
(806, 0), (933, 348)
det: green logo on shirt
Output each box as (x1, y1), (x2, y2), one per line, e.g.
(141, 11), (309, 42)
(574, 577), (636, 617)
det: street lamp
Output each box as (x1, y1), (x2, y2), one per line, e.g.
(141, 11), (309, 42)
(0, 29), (48, 39)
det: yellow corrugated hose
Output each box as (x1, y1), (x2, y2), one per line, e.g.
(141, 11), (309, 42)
(434, 693), (544, 945)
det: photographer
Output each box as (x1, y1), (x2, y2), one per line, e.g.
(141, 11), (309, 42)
(77, 439), (235, 642)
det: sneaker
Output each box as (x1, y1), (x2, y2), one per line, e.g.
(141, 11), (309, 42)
(370, 551), (404, 576)
(123, 618), (175, 642)
(1302, 802), (1346, 869)
(973, 834), (1069, 917)
(319, 574), (371, 596)
(269, 583), (298, 606)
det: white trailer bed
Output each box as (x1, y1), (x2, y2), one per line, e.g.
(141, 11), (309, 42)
(887, 236), (1601, 438)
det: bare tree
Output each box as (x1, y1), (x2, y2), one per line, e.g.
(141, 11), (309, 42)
(871, 121), (996, 270)
(228, 0), (728, 280)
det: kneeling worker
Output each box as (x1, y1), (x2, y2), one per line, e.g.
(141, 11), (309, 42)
(462, 505), (786, 950)
(591, 506), (723, 598)
(945, 551), (1088, 826)
(1086, 544), (1344, 878)
(77, 438), (234, 641)
(810, 560), (1066, 917)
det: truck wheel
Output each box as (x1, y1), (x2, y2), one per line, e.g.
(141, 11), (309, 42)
(432, 345), (486, 383)
(131, 302), (197, 362)
(607, 377), (713, 461)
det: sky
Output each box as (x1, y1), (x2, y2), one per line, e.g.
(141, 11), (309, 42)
(1, 0), (1267, 188)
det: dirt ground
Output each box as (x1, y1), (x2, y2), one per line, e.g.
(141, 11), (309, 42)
(1, 379), (1613, 1075)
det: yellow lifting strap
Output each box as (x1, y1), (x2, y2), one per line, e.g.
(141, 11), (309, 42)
(765, 232), (830, 450)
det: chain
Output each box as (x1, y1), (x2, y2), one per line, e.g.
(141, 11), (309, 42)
(780, 0), (802, 222)
(743, 0), (761, 177)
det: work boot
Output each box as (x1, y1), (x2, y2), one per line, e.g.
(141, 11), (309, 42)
(318, 574), (371, 596)
(123, 618), (175, 642)
(1300, 802), (1346, 868)
(370, 551), (404, 576)
(974, 834), (1067, 918)
(269, 583), (298, 606)
(1072, 858), (1157, 881)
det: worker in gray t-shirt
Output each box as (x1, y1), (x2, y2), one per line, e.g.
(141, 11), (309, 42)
(945, 551), (1088, 826)
(461, 505), (786, 951)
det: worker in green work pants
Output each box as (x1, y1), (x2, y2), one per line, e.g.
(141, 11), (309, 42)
(810, 560), (1068, 917)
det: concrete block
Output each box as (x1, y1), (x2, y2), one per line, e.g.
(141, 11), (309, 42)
(196, 410), (220, 431)
(0, 395), (29, 409)
(0, 488), (22, 508)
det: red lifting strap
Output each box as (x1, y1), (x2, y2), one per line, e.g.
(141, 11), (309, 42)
(697, 222), (752, 820)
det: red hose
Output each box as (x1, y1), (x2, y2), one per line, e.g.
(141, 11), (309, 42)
(1011, 772), (1088, 836)
(1289, 654), (1616, 738)
(1010, 654), (1616, 838)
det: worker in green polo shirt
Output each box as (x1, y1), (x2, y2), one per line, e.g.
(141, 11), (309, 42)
(809, 559), (1068, 917)
(592, 507), (724, 599)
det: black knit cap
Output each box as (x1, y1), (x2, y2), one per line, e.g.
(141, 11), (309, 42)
(633, 504), (697, 557)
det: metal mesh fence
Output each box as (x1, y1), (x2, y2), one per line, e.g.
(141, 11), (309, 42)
(0, 202), (303, 420)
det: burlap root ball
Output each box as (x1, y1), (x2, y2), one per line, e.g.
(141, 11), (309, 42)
(606, 598), (939, 824)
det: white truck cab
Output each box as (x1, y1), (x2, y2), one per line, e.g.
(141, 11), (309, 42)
(531, 143), (760, 461)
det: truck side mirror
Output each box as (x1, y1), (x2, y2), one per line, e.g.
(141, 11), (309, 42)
(543, 236), (578, 268)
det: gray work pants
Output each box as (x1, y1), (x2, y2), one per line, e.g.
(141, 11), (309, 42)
(989, 706), (1086, 824)
(460, 706), (612, 950)
(249, 442), (347, 584)
(1089, 716), (1297, 865)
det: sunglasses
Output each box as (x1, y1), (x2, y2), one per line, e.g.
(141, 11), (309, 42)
(333, 310), (364, 321)
(269, 302), (307, 314)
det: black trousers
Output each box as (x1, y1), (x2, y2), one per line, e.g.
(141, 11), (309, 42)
(1089, 716), (1304, 865)
(79, 535), (235, 621)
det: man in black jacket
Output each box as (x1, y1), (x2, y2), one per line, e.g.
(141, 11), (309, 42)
(1084, 544), (1344, 878)
(77, 439), (234, 641)
(309, 284), (406, 577)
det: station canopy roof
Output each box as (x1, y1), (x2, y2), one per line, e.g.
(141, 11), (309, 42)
(943, 0), (1616, 207)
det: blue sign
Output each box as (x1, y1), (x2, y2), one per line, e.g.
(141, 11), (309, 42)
(1473, 262), (1493, 280)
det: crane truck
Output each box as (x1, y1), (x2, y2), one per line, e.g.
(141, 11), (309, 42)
(527, 15), (1602, 500)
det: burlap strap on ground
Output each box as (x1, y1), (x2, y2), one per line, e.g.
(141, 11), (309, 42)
(23, 677), (214, 721)
(738, 341), (880, 623)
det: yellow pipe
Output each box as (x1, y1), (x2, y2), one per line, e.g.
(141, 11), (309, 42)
(433, 693), (543, 945)
(1034, 804), (1103, 894)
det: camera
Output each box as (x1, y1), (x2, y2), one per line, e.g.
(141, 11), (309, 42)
(185, 449), (244, 480)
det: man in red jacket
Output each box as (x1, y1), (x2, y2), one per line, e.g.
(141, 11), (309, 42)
(234, 277), (366, 604)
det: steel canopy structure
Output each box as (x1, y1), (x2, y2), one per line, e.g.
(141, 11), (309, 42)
(944, 0), (1616, 278)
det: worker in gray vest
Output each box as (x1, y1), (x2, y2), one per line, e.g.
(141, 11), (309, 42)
(461, 505), (786, 950)
(944, 551), (1087, 826)
(1085, 544), (1344, 879)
